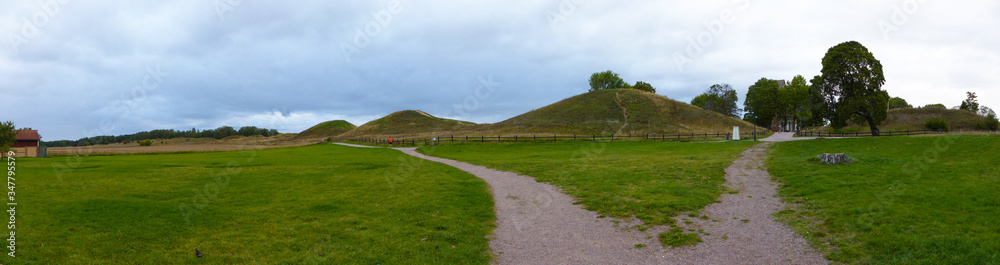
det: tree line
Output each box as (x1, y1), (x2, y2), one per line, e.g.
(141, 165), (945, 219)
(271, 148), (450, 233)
(43, 126), (281, 147)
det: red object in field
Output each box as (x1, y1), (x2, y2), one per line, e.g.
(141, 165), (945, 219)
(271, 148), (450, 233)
(3, 130), (41, 157)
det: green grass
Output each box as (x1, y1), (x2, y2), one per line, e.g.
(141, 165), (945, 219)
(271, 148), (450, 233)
(417, 141), (754, 227)
(659, 227), (702, 247)
(9, 144), (494, 264)
(768, 135), (1000, 264)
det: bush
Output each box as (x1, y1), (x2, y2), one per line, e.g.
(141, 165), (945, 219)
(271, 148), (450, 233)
(925, 118), (949, 131)
(139, 139), (153, 146)
(974, 117), (999, 131)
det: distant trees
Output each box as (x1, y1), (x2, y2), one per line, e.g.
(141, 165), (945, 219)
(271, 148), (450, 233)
(589, 70), (627, 91)
(691, 84), (740, 118)
(813, 41), (889, 136)
(43, 125), (282, 147)
(888, 97), (912, 109)
(0, 121), (15, 153)
(924, 103), (946, 109)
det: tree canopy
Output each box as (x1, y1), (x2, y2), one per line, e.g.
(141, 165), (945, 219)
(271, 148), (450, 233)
(743, 78), (782, 127)
(691, 84), (740, 118)
(813, 41), (889, 136)
(960, 91), (980, 112)
(0, 121), (15, 153)
(633, 81), (656, 93)
(888, 96), (912, 109)
(588, 70), (627, 91)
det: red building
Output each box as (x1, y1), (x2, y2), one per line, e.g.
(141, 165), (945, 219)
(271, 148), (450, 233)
(3, 130), (40, 157)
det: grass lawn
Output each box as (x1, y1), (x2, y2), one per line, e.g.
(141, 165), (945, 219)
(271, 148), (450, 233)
(417, 141), (755, 227)
(768, 135), (1000, 264)
(8, 144), (494, 264)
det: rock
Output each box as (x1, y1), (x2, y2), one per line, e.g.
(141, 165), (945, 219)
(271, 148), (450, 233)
(817, 153), (851, 165)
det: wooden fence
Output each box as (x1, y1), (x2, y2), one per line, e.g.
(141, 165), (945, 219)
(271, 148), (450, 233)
(348, 130), (770, 146)
(795, 129), (999, 138)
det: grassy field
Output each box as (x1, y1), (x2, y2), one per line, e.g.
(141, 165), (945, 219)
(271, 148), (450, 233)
(418, 141), (755, 228)
(804, 107), (998, 133)
(768, 135), (1000, 264)
(10, 144), (494, 264)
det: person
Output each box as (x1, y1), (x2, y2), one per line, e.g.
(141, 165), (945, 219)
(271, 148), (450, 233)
(389, 137), (393, 146)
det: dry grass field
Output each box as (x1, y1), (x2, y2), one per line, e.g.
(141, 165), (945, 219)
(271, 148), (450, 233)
(48, 134), (323, 155)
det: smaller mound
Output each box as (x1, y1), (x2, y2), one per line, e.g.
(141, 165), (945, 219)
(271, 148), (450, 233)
(816, 107), (995, 132)
(297, 120), (356, 138)
(338, 110), (477, 138)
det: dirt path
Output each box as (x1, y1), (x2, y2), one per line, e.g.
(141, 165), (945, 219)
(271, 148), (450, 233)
(335, 139), (827, 264)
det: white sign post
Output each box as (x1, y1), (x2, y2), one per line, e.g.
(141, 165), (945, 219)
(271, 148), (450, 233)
(732, 126), (740, 141)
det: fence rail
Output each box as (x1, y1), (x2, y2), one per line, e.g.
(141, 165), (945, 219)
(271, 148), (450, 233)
(795, 129), (999, 138)
(795, 130), (942, 138)
(348, 130), (770, 146)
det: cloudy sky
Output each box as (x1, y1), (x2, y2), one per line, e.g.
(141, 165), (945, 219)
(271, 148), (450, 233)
(3, 0), (998, 140)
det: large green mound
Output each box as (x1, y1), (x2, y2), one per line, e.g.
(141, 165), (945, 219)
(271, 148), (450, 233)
(297, 120), (356, 138)
(480, 89), (761, 135)
(819, 107), (996, 132)
(337, 110), (477, 138)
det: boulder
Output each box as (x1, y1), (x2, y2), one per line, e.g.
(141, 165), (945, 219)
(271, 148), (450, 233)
(817, 153), (851, 165)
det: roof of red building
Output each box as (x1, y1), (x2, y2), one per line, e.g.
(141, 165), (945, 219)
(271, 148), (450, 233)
(15, 130), (40, 141)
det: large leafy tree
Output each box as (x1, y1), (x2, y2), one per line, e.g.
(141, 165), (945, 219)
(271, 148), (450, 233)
(781, 75), (815, 128)
(743, 78), (782, 127)
(0, 121), (15, 153)
(888, 96), (912, 109)
(814, 41), (889, 136)
(691, 84), (740, 118)
(588, 70), (627, 91)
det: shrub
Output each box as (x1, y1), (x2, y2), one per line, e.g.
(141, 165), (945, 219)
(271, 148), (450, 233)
(139, 139), (153, 146)
(974, 117), (999, 131)
(925, 118), (949, 131)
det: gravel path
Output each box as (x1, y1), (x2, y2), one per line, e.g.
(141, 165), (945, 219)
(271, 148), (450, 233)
(336, 139), (827, 264)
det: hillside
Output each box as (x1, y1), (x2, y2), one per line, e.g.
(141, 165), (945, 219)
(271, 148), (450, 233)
(336, 110), (477, 138)
(296, 120), (356, 139)
(816, 107), (997, 132)
(479, 89), (763, 135)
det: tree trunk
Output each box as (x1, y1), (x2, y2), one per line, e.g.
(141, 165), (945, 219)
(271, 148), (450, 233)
(862, 114), (881, 137)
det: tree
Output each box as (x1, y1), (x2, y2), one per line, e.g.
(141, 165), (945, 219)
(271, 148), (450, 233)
(924, 103), (946, 109)
(743, 78), (782, 127)
(814, 41), (889, 136)
(633, 81), (656, 93)
(0, 121), (15, 153)
(781, 75), (814, 129)
(588, 70), (627, 91)
(692, 84), (740, 118)
(960, 91), (979, 112)
(888, 97), (912, 109)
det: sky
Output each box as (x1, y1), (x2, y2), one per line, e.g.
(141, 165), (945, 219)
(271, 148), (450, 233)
(2, 0), (998, 141)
